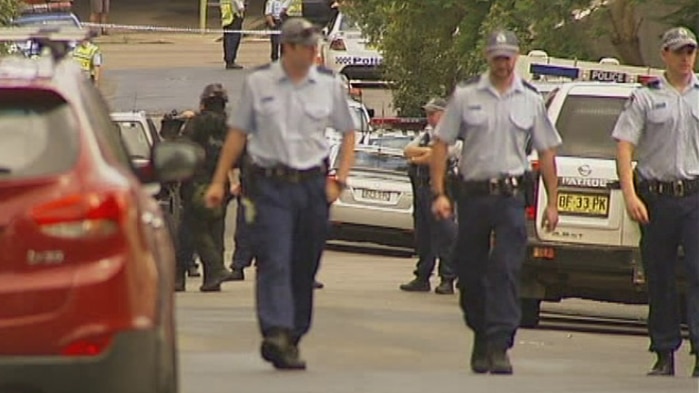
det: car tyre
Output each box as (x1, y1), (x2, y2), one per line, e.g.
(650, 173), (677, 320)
(520, 298), (541, 328)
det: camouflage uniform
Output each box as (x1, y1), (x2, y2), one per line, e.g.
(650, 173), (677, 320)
(175, 84), (234, 292)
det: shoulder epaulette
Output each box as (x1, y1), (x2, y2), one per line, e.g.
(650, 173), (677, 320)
(459, 75), (480, 86)
(643, 78), (661, 89)
(522, 80), (539, 94)
(317, 66), (335, 76)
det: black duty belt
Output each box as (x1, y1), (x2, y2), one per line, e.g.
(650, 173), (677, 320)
(460, 175), (525, 197)
(250, 163), (327, 183)
(637, 178), (699, 197)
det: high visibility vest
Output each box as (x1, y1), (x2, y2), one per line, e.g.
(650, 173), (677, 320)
(72, 43), (99, 76)
(220, 0), (236, 26)
(286, 0), (301, 16)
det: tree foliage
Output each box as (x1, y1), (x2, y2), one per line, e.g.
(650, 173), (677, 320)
(0, 0), (19, 54)
(346, 0), (698, 115)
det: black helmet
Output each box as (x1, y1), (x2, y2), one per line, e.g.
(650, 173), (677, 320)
(200, 83), (228, 103)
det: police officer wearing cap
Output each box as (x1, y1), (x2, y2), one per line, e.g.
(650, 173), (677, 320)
(204, 18), (356, 370)
(431, 29), (561, 375)
(613, 26), (699, 377)
(400, 97), (459, 295)
(174, 83), (235, 292)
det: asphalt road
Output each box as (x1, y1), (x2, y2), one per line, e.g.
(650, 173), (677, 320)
(103, 35), (698, 393)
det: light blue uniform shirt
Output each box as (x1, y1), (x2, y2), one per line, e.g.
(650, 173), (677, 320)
(611, 74), (699, 181)
(264, 0), (284, 19)
(229, 62), (356, 169)
(434, 73), (562, 181)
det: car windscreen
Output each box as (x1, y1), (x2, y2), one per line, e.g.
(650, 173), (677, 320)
(340, 15), (358, 31)
(343, 150), (409, 174)
(368, 136), (412, 150)
(554, 95), (627, 159)
(0, 90), (79, 179)
(115, 121), (151, 159)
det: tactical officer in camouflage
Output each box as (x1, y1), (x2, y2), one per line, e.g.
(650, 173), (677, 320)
(174, 84), (235, 292)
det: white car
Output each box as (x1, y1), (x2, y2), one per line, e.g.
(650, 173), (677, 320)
(319, 11), (384, 83)
(328, 145), (414, 248)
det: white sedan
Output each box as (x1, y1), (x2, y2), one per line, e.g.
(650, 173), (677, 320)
(319, 11), (384, 83)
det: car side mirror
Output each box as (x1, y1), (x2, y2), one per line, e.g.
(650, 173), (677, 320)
(367, 108), (375, 118)
(151, 141), (205, 183)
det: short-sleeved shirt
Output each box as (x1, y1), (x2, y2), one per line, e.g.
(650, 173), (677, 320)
(434, 73), (562, 181)
(265, 0), (284, 19)
(611, 74), (699, 181)
(405, 126), (462, 160)
(229, 62), (356, 169)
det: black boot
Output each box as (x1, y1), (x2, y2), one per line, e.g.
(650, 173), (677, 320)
(488, 346), (513, 375)
(399, 278), (430, 292)
(435, 278), (454, 295)
(647, 351), (674, 376)
(260, 329), (306, 370)
(470, 336), (489, 374)
(187, 264), (201, 277)
(227, 268), (244, 281)
(692, 355), (699, 378)
(200, 269), (234, 292)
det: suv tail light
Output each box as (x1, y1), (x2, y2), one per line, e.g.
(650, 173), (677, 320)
(526, 160), (539, 220)
(330, 39), (346, 51)
(30, 191), (129, 239)
(61, 332), (114, 357)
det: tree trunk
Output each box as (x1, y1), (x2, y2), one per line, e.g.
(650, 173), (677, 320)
(606, 0), (645, 66)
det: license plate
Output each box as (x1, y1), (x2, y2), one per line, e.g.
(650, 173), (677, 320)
(557, 192), (609, 217)
(361, 189), (391, 201)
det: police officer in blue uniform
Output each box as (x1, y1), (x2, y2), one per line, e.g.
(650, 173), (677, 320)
(204, 17), (356, 370)
(400, 97), (459, 295)
(613, 27), (699, 377)
(431, 29), (561, 375)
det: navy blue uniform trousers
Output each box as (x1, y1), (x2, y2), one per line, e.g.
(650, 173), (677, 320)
(231, 195), (255, 270)
(639, 191), (699, 354)
(414, 185), (456, 279)
(454, 193), (527, 349)
(248, 175), (328, 341)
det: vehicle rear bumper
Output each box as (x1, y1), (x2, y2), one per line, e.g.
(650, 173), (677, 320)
(329, 222), (414, 248)
(0, 329), (160, 393)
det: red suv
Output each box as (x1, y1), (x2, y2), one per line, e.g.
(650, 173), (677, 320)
(0, 27), (202, 393)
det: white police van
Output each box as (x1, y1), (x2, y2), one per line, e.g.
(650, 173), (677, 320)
(516, 55), (672, 327)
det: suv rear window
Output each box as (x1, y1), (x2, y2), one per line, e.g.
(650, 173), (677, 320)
(115, 121), (151, 159)
(555, 95), (627, 159)
(0, 90), (79, 179)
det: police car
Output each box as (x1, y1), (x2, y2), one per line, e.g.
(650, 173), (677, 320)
(9, 1), (81, 58)
(319, 11), (384, 83)
(518, 58), (672, 327)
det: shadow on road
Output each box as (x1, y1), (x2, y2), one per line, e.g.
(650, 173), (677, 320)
(527, 313), (689, 339)
(325, 241), (414, 259)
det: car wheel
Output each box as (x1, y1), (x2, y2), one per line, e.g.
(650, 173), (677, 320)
(520, 298), (541, 328)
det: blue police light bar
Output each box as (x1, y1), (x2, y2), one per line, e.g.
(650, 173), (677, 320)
(530, 64), (580, 79)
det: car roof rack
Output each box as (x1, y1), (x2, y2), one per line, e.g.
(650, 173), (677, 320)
(0, 26), (88, 61)
(517, 50), (664, 85)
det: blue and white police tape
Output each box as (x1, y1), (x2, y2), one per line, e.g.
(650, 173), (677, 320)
(80, 22), (280, 35)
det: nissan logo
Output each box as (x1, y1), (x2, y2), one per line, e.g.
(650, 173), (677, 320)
(578, 165), (592, 177)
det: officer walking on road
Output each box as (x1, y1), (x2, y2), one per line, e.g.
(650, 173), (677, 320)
(72, 29), (102, 87)
(204, 18), (356, 370)
(400, 97), (459, 295)
(612, 27), (699, 377)
(220, 0), (246, 69)
(430, 29), (561, 375)
(174, 84), (235, 292)
(265, 0), (285, 61)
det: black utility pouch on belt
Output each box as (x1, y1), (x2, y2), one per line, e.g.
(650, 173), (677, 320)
(523, 170), (537, 208)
